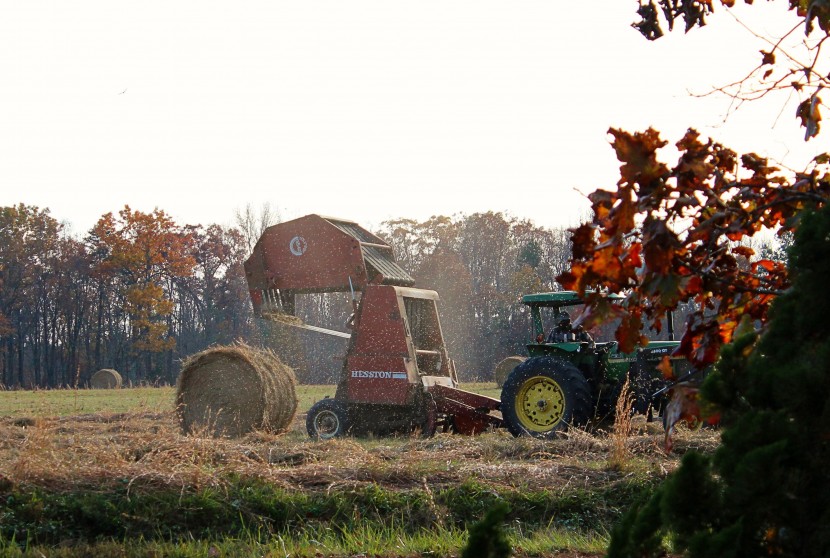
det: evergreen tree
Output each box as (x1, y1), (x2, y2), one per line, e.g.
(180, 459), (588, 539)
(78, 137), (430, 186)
(461, 502), (511, 558)
(608, 204), (830, 557)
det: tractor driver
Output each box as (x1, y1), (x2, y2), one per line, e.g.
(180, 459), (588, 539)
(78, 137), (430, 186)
(547, 310), (594, 344)
(547, 311), (574, 343)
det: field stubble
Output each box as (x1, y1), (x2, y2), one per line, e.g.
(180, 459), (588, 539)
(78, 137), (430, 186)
(0, 385), (718, 557)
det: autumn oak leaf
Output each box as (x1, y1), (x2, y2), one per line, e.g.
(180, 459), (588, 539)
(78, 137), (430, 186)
(657, 356), (675, 380)
(642, 219), (678, 274)
(569, 223), (597, 261)
(609, 128), (669, 194)
(797, 94), (822, 140)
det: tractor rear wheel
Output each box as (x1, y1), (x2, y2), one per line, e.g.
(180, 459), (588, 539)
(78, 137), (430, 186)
(306, 398), (350, 440)
(501, 357), (592, 438)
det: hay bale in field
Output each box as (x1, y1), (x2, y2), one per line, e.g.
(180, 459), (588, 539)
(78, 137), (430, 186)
(90, 368), (122, 389)
(493, 356), (526, 388)
(175, 342), (298, 438)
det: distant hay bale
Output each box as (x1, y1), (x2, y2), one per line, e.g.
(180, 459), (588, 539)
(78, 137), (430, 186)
(90, 368), (122, 389)
(175, 342), (298, 438)
(494, 356), (526, 388)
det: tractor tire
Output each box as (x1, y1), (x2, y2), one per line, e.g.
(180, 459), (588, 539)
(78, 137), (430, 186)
(500, 357), (592, 438)
(493, 355), (527, 388)
(306, 398), (350, 440)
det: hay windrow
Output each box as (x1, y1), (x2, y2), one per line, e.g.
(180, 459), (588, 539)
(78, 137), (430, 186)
(175, 343), (298, 438)
(0, 407), (719, 496)
(90, 368), (122, 389)
(260, 310), (304, 326)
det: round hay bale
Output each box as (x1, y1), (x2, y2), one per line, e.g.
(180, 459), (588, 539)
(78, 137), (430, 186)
(494, 356), (526, 388)
(90, 368), (122, 389)
(175, 342), (298, 438)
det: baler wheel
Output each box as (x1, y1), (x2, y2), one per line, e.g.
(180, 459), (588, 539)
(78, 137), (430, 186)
(306, 398), (350, 440)
(501, 357), (591, 438)
(418, 395), (438, 438)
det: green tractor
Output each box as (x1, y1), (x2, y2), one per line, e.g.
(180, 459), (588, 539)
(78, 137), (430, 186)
(500, 291), (694, 438)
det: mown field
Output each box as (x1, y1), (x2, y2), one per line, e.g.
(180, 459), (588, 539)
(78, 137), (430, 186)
(0, 385), (718, 557)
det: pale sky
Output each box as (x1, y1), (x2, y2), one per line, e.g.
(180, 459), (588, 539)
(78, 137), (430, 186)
(1, 1), (826, 236)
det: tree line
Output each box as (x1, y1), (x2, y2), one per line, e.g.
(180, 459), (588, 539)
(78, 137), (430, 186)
(0, 204), (254, 388)
(0, 204), (578, 388)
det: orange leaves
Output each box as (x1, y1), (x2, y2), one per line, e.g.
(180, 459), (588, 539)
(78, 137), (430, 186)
(616, 310), (647, 353)
(642, 219), (679, 275)
(559, 127), (818, 367)
(569, 222), (598, 261)
(663, 383), (702, 452)
(675, 129), (719, 191)
(663, 380), (722, 451)
(588, 189), (615, 226)
(732, 245), (755, 259)
(684, 275), (704, 296)
(657, 356), (674, 380)
(609, 128), (669, 197)
(623, 242), (643, 270)
(561, 239), (637, 296)
(797, 94), (822, 141)
(91, 206), (196, 283)
(753, 259), (777, 273)
(90, 206), (197, 355)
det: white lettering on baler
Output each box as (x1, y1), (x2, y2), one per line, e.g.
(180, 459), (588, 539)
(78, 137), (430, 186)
(351, 371), (407, 380)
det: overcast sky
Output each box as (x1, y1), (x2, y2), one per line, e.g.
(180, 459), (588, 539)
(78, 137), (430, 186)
(1, 1), (826, 236)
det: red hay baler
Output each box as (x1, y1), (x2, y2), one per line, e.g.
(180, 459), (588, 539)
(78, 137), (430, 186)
(244, 214), (502, 438)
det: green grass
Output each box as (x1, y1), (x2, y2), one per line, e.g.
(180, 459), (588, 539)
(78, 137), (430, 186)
(0, 526), (607, 558)
(0, 387), (172, 417)
(0, 383), (501, 418)
(0, 476), (622, 557)
(0, 382), (676, 557)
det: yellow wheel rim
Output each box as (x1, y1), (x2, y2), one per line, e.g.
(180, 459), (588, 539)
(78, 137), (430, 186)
(515, 375), (566, 432)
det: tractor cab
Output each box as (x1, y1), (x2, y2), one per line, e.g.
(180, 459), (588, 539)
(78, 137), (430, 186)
(522, 291), (621, 358)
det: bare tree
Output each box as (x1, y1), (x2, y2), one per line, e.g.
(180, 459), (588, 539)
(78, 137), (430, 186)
(634, 0), (830, 140)
(234, 202), (280, 255)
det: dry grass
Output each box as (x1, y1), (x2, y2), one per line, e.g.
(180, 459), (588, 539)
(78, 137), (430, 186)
(0, 385), (722, 558)
(609, 377), (635, 470)
(0, 403), (719, 498)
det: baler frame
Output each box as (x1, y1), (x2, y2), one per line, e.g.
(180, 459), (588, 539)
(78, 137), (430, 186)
(244, 214), (502, 437)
